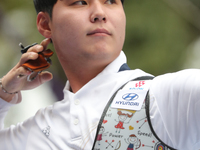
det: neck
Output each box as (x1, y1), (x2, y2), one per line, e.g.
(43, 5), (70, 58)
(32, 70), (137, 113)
(62, 61), (108, 93)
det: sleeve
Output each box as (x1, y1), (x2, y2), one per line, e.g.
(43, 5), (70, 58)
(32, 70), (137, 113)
(0, 93), (31, 149)
(149, 69), (200, 150)
(0, 115), (55, 150)
(0, 92), (22, 129)
(0, 97), (55, 149)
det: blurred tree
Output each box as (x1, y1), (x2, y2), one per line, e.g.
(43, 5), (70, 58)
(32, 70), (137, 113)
(123, 0), (200, 76)
(190, 0), (200, 7)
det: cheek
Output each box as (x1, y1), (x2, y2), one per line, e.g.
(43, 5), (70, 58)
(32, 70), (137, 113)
(51, 15), (84, 48)
(113, 10), (126, 30)
(52, 17), (73, 39)
(110, 11), (126, 46)
(117, 15), (126, 41)
(52, 9), (84, 36)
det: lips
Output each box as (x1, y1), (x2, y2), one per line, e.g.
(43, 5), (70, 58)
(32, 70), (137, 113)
(87, 28), (111, 36)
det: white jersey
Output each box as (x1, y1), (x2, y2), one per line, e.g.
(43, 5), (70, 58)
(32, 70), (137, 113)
(0, 51), (199, 150)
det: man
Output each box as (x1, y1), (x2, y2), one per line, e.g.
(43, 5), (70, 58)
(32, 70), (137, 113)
(0, 0), (199, 149)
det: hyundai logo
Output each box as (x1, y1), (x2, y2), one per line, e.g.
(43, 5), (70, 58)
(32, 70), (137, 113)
(122, 93), (139, 101)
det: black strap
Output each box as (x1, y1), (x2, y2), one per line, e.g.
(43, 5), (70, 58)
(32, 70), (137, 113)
(145, 92), (177, 150)
(92, 76), (153, 149)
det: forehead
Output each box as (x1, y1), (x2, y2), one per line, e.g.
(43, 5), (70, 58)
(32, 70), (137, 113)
(53, 0), (124, 11)
(58, 0), (123, 3)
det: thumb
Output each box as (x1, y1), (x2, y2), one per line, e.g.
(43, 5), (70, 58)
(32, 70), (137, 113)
(40, 71), (53, 84)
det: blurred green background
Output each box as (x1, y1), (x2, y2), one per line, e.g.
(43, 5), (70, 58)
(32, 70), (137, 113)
(1, 0), (200, 127)
(124, 0), (200, 75)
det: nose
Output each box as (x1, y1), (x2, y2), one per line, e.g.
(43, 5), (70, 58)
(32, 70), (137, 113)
(90, 2), (107, 23)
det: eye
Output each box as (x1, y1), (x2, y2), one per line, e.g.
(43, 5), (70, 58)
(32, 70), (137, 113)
(73, 1), (87, 5)
(105, 0), (116, 4)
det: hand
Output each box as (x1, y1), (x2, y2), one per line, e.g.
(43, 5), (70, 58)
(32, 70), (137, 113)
(0, 38), (53, 102)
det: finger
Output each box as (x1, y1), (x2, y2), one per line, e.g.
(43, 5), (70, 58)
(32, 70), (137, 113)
(40, 38), (51, 50)
(31, 71), (53, 85)
(27, 44), (43, 53)
(39, 71), (53, 84)
(22, 71), (53, 90)
(14, 66), (32, 80)
(17, 52), (39, 66)
(26, 38), (51, 53)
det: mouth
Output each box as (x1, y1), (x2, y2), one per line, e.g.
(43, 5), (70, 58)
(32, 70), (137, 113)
(87, 28), (111, 36)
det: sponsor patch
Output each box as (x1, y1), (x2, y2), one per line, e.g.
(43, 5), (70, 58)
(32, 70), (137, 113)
(111, 80), (152, 110)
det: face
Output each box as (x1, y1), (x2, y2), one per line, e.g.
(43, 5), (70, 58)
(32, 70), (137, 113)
(99, 126), (105, 133)
(128, 136), (137, 144)
(119, 114), (127, 122)
(49, 0), (126, 68)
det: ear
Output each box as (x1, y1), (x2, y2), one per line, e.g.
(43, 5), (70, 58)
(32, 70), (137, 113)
(37, 12), (52, 38)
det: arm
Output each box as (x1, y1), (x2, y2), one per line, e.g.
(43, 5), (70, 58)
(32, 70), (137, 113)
(0, 110), (56, 150)
(0, 38), (53, 128)
(0, 38), (54, 149)
(150, 69), (200, 150)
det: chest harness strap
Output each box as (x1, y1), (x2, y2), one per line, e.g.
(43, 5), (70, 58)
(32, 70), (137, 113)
(92, 75), (176, 150)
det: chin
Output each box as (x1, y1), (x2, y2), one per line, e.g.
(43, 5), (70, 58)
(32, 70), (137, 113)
(91, 48), (118, 60)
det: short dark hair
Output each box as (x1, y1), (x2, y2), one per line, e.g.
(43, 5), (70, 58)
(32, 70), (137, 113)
(33, 0), (57, 18)
(33, 0), (124, 18)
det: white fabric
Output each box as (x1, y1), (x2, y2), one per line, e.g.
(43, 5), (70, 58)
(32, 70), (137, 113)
(4, 82), (56, 128)
(0, 51), (199, 150)
(149, 69), (200, 150)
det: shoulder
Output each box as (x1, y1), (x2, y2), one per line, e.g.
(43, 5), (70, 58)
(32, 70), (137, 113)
(151, 69), (200, 92)
(149, 69), (200, 149)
